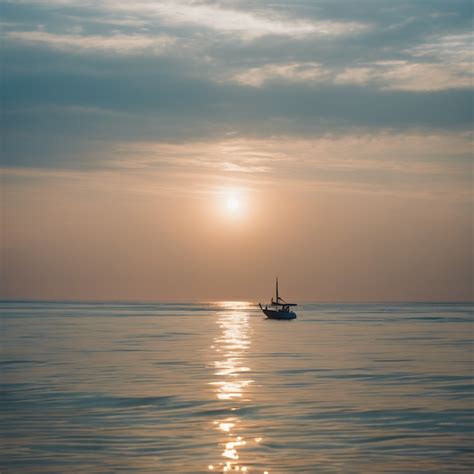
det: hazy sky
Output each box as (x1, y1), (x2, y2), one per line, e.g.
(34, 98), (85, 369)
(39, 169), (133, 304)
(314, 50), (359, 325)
(1, 0), (472, 302)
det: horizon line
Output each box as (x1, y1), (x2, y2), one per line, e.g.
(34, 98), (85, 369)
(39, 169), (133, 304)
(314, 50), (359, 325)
(1, 298), (472, 305)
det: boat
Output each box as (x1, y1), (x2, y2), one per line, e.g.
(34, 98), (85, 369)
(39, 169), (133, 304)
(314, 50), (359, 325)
(259, 278), (297, 320)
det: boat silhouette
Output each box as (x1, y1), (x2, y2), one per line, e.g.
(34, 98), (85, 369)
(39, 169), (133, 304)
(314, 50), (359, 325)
(259, 278), (297, 320)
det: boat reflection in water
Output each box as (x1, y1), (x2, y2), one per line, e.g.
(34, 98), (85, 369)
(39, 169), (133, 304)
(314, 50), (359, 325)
(208, 302), (269, 474)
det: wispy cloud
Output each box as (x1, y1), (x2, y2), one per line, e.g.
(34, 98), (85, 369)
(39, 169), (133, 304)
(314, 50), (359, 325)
(410, 33), (473, 63)
(232, 62), (329, 87)
(2, 1), (473, 172)
(140, 1), (317, 39)
(110, 140), (274, 174)
(142, 1), (369, 39)
(3, 132), (470, 201)
(5, 30), (176, 55)
(231, 57), (472, 91)
(6, 0), (370, 40)
(335, 60), (472, 91)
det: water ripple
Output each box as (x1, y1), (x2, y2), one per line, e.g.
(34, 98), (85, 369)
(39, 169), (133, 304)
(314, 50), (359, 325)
(1, 301), (472, 473)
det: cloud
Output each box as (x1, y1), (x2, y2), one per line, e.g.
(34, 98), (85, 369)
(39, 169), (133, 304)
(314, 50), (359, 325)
(410, 33), (473, 63)
(226, 27), (472, 91)
(110, 140), (275, 174)
(141, 1), (317, 39)
(2, 132), (471, 202)
(1, 0), (472, 173)
(335, 60), (472, 91)
(4, 30), (176, 55)
(231, 55), (472, 91)
(4, 0), (371, 40)
(232, 62), (329, 87)
(146, 1), (370, 39)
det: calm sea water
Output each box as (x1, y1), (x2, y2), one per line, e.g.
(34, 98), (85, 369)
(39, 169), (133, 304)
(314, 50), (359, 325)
(0, 301), (472, 473)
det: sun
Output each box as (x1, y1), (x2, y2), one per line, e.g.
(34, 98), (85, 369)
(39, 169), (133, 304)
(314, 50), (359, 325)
(219, 190), (246, 218)
(226, 196), (240, 211)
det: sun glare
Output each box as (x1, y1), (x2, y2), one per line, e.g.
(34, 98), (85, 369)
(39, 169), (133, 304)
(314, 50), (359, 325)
(216, 189), (249, 221)
(218, 189), (246, 218)
(227, 196), (240, 211)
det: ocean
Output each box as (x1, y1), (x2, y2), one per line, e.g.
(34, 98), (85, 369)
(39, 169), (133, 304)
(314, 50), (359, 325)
(0, 301), (472, 473)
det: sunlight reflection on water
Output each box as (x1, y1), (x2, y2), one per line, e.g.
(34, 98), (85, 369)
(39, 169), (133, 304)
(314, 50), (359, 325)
(208, 302), (268, 474)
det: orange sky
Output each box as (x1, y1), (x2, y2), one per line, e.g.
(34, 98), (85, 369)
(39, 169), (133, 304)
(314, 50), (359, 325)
(2, 142), (471, 301)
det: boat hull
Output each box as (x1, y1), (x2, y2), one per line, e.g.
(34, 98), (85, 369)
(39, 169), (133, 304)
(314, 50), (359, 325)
(261, 308), (297, 320)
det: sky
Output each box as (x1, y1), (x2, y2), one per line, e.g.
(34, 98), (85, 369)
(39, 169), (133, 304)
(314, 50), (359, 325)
(1, 0), (472, 302)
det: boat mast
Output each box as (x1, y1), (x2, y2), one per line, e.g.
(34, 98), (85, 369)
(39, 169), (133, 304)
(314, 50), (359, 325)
(276, 277), (279, 302)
